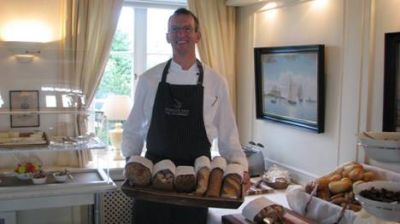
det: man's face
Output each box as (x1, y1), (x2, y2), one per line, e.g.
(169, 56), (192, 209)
(166, 14), (200, 55)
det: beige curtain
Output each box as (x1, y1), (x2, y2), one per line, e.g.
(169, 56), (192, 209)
(187, 0), (237, 112)
(56, 0), (123, 167)
(60, 0), (123, 107)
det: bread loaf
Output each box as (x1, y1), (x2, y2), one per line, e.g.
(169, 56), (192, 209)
(124, 156), (153, 186)
(152, 159), (175, 191)
(242, 197), (285, 224)
(206, 156), (227, 197)
(194, 156), (211, 195)
(174, 166), (196, 193)
(253, 204), (285, 224)
(221, 163), (244, 199)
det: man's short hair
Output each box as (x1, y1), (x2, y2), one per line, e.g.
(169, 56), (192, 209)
(169, 8), (200, 32)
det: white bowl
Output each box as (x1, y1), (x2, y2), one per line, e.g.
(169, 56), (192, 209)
(15, 173), (32, 180)
(354, 180), (400, 221)
(32, 177), (47, 185)
(53, 174), (67, 183)
(359, 132), (400, 162)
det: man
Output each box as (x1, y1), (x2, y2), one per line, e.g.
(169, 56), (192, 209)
(122, 8), (249, 224)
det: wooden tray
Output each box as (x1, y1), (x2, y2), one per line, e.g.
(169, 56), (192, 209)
(121, 180), (244, 208)
(0, 132), (49, 148)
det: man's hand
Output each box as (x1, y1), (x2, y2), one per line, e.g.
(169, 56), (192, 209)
(243, 171), (251, 192)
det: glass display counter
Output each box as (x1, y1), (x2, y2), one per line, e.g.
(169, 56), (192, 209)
(0, 108), (117, 224)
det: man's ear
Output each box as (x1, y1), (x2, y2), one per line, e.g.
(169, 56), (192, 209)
(194, 31), (201, 43)
(166, 33), (171, 43)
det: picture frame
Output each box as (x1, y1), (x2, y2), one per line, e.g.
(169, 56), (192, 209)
(254, 45), (325, 133)
(9, 90), (40, 128)
(383, 32), (400, 131)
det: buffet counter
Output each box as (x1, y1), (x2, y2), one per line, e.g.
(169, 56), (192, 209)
(0, 168), (115, 211)
(0, 168), (116, 224)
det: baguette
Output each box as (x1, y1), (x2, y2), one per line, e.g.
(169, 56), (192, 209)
(206, 156), (227, 197)
(194, 156), (211, 195)
(221, 163), (244, 199)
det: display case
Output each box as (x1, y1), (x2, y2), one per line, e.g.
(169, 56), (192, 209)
(0, 107), (117, 224)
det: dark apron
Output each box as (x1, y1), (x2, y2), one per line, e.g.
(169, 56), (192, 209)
(133, 59), (211, 224)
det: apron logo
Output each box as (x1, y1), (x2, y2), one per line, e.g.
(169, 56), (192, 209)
(165, 99), (190, 116)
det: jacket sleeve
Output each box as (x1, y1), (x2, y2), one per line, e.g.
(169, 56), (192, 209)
(121, 75), (150, 157)
(213, 78), (249, 171)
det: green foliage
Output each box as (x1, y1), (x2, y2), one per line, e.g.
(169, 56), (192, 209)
(95, 30), (133, 99)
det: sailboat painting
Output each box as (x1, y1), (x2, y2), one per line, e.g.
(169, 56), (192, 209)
(254, 45), (325, 133)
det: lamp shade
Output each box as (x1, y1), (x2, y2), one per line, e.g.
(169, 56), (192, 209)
(102, 95), (132, 121)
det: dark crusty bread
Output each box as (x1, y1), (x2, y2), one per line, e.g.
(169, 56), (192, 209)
(124, 156), (153, 187)
(125, 162), (152, 186)
(152, 159), (175, 191)
(174, 166), (196, 193)
(152, 170), (174, 191)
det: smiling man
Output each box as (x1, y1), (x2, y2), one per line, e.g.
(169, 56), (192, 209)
(122, 8), (249, 224)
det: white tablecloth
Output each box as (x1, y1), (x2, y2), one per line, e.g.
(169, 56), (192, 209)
(207, 190), (288, 224)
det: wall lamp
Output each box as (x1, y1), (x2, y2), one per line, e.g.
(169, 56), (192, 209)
(5, 41), (44, 63)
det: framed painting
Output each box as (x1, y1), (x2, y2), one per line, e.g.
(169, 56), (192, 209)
(9, 90), (40, 128)
(254, 45), (325, 133)
(383, 32), (400, 131)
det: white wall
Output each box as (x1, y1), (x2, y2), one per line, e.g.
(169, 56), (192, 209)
(236, 0), (400, 179)
(0, 0), (67, 133)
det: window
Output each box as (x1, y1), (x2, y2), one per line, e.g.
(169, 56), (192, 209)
(91, 2), (185, 143)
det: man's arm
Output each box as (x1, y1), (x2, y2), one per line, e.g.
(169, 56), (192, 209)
(121, 76), (149, 158)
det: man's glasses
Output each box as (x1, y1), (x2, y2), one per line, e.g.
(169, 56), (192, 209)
(168, 26), (195, 34)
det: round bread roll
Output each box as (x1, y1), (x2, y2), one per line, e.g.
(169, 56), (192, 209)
(329, 173), (342, 182)
(316, 176), (331, 190)
(348, 167), (364, 181)
(328, 178), (352, 194)
(362, 171), (377, 181)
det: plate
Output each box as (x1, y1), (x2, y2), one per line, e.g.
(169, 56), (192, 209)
(121, 180), (244, 209)
(0, 132), (49, 148)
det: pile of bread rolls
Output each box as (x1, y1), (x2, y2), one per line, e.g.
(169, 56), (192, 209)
(305, 161), (378, 212)
(125, 155), (244, 199)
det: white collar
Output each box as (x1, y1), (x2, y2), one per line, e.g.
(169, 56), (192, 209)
(170, 60), (198, 73)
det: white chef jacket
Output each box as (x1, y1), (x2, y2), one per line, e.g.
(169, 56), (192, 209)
(121, 60), (248, 170)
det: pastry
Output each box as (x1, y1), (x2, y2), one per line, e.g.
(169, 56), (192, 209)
(174, 166), (196, 193)
(124, 156), (153, 187)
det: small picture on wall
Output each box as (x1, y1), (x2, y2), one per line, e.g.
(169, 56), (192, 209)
(9, 90), (40, 128)
(254, 45), (325, 133)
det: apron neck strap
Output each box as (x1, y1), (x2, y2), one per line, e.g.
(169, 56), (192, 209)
(161, 59), (204, 85)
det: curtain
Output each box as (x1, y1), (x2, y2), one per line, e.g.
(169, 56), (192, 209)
(187, 0), (237, 112)
(56, 0), (123, 167)
(60, 0), (123, 106)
